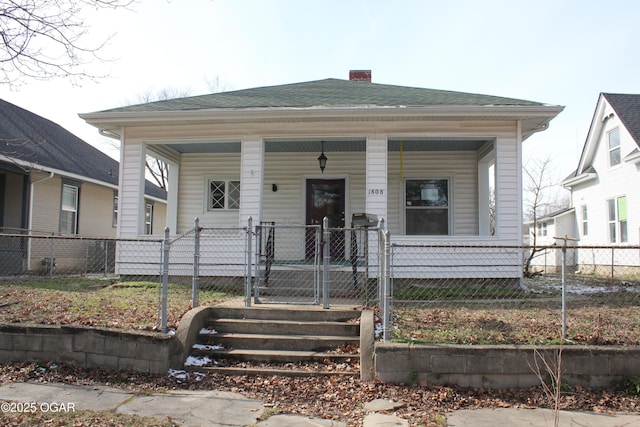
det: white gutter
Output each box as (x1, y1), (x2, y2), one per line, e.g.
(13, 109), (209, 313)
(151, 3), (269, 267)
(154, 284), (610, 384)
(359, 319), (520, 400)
(0, 154), (118, 191)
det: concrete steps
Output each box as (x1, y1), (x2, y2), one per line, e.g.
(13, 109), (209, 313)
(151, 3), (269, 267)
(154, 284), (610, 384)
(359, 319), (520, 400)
(175, 305), (373, 378)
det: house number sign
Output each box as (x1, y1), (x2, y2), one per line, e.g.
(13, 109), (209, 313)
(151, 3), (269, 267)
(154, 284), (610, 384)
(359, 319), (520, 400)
(368, 188), (384, 195)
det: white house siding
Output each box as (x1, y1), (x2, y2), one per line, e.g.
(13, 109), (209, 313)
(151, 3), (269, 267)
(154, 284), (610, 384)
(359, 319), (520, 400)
(494, 135), (521, 244)
(177, 152), (241, 232)
(118, 136), (147, 238)
(571, 119), (639, 246)
(386, 151), (478, 236)
(261, 151), (366, 225)
(78, 183), (116, 238)
(30, 173), (61, 233)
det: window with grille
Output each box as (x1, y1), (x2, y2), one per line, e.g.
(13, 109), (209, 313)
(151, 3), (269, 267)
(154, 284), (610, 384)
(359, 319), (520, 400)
(207, 179), (240, 210)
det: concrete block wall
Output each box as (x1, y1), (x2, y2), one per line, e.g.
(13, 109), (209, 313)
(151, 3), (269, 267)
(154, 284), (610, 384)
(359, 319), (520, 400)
(375, 343), (640, 388)
(0, 324), (176, 374)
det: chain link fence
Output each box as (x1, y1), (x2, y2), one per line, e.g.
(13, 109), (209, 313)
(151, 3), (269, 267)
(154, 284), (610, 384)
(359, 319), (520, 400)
(1, 224), (639, 344)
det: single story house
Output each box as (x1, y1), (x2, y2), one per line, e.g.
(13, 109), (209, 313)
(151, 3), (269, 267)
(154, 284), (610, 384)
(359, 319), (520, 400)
(80, 71), (563, 281)
(0, 98), (167, 275)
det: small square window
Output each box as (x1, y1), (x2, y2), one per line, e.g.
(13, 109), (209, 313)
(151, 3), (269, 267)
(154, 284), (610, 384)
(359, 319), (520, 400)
(207, 179), (240, 210)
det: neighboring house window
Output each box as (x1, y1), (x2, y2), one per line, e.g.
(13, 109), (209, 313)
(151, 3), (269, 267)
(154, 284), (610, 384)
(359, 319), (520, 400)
(607, 196), (627, 243)
(405, 179), (449, 235)
(581, 205), (588, 236)
(113, 193), (118, 228)
(145, 202), (153, 234)
(537, 222), (547, 237)
(207, 179), (240, 210)
(60, 184), (79, 234)
(608, 128), (621, 167)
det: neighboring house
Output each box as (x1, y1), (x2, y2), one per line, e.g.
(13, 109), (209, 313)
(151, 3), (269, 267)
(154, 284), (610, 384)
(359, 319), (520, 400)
(562, 93), (640, 271)
(80, 71), (562, 280)
(0, 98), (167, 275)
(523, 207), (576, 273)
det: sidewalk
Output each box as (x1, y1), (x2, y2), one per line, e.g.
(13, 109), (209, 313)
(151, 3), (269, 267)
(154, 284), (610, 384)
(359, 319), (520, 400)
(0, 382), (638, 427)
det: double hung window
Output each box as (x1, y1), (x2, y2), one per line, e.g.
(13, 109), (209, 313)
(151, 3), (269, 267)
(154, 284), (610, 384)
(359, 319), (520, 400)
(405, 179), (450, 235)
(607, 196), (627, 243)
(60, 184), (79, 234)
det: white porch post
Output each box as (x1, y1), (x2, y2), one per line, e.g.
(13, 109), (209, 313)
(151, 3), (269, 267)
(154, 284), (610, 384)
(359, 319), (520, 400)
(239, 137), (264, 227)
(118, 136), (147, 238)
(365, 135), (388, 223)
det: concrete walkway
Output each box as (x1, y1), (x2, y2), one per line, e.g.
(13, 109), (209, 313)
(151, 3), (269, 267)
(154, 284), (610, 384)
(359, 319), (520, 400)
(1, 382), (639, 427)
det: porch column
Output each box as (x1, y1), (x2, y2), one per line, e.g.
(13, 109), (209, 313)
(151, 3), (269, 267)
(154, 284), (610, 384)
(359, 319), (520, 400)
(239, 137), (264, 227)
(365, 135), (388, 223)
(118, 136), (147, 238)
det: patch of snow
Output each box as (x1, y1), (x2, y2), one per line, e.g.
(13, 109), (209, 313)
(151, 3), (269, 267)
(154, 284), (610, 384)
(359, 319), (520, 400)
(184, 356), (212, 367)
(199, 328), (218, 335)
(168, 369), (188, 380)
(192, 343), (224, 350)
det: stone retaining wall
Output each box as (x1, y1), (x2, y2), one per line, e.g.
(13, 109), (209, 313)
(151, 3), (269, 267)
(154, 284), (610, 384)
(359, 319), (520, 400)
(375, 343), (640, 388)
(0, 324), (176, 374)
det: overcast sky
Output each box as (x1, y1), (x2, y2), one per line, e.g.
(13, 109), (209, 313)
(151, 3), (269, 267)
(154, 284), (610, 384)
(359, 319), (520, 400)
(2, 0), (640, 185)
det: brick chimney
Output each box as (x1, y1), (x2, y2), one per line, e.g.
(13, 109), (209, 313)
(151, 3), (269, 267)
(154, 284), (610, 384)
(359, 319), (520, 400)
(349, 70), (371, 82)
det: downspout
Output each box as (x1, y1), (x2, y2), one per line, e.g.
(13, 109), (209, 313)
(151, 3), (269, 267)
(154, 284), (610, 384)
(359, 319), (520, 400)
(27, 171), (55, 271)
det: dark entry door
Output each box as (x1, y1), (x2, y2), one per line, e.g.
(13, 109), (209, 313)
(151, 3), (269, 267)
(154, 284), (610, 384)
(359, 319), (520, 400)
(305, 179), (345, 259)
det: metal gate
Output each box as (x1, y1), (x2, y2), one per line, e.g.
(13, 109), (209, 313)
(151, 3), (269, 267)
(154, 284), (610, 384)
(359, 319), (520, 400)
(253, 220), (382, 306)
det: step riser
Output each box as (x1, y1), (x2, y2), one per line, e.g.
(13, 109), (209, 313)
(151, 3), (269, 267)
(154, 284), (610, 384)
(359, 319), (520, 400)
(208, 321), (359, 336)
(191, 351), (356, 363)
(207, 337), (359, 352)
(207, 307), (361, 322)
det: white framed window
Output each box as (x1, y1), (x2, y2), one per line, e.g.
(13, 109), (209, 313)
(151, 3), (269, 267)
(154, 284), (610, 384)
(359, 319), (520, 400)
(581, 205), (588, 236)
(537, 222), (547, 237)
(607, 196), (627, 243)
(145, 201), (153, 234)
(60, 184), (79, 234)
(608, 128), (621, 167)
(404, 178), (450, 235)
(206, 178), (240, 211)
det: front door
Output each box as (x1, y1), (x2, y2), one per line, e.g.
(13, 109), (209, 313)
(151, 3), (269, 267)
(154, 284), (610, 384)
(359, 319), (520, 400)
(305, 179), (345, 259)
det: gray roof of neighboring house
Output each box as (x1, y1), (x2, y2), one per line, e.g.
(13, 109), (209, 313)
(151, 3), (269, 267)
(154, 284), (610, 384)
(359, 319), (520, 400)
(602, 93), (640, 147)
(0, 98), (166, 200)
(100, 78), (547, 113)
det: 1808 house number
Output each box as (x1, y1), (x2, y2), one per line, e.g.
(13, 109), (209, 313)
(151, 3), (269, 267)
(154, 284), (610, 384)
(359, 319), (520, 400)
(368, 189), (384, 195)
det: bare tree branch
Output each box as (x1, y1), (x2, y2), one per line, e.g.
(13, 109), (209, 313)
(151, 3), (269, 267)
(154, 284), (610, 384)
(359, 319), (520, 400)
(0, 0), (133, 87)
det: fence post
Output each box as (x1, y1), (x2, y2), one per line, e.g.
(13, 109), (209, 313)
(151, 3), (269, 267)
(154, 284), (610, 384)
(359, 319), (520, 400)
(254, 223), (262, 304)
(49, 233), (55, 278)
(160, 227), (170, 333)
(382, 229), (392, 342)
(192, 217), (200, 308)
(322, 216), (330, 309)
(245, 217), (253, 307)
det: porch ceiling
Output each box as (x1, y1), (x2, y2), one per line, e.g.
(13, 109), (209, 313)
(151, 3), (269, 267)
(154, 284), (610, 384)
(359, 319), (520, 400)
(162, 138), (492, 154)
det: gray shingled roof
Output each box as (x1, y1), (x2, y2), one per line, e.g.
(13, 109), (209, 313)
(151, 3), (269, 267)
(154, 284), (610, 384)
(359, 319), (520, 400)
(0, 98), (166, 200)
(602, 93), (640, 147)
(101, 78), (545, 113)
